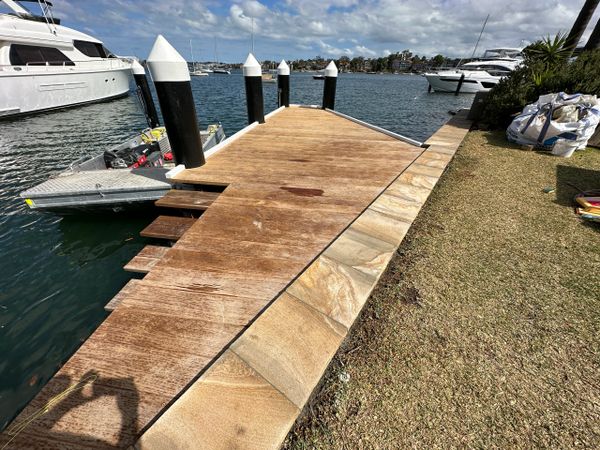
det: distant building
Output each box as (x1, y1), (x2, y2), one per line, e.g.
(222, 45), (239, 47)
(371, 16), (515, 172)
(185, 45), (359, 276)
(392, 59), (412, 71)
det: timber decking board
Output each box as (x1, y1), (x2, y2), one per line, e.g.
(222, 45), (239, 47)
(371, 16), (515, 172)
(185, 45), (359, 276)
(155, 189), (220, 210)
(104, 279), (143, 311)
(123, 245), (170, 273)
(139, 215), (196, 241)
(1, 106), (424, 449)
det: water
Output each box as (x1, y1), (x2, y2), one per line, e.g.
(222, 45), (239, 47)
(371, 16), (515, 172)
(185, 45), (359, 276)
(0, 72), (473, 429)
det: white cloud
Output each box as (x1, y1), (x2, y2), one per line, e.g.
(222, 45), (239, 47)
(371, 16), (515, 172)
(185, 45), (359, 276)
(50, 0), (600, 61)
(354, 45), (377, 57)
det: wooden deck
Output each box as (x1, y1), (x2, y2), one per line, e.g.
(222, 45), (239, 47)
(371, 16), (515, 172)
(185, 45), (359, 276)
(1, 106), (432, 449)
(139, 215), (196, 241)
(154, 189), (219, 210)
(123, 245), (170, 274)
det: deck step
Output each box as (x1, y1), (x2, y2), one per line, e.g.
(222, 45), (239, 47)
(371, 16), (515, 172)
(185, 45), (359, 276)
(104, 279), (143, 312)
(155, 189), (219, 210)
(140, 216), (196, 241)
(124, 245), (170, 273)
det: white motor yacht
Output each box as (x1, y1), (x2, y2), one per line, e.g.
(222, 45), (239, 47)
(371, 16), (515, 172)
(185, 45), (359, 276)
(424, 48), (522, 93)
(0, 0), (133, 118)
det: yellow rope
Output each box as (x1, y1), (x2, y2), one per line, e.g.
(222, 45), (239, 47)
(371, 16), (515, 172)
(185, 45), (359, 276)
(2, 375), (97, 450)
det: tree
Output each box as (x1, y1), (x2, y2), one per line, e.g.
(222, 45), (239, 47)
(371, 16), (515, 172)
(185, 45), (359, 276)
(338, 55), (350, 71)
(431, 54), (445, 66)
(350, 56), (364, 72)
(526, 34), (571, 68)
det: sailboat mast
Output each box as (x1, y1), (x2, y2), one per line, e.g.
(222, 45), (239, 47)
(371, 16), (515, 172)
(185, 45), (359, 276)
(214, 37), (218, 64)
(471, 14), (490, 59)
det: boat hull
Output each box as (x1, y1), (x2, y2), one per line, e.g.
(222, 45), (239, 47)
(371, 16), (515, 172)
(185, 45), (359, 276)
(424, 72), (498, 93)
(0, 66), (131, 118)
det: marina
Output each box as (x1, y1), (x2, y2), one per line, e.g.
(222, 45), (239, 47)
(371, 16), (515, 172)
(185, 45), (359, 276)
(0, 63), (473, 437)
(1, 0), (599, 448)
(0, 97), (471, 450)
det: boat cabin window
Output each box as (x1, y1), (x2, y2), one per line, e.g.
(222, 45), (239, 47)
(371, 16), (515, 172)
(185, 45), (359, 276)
(103, 46), (116, 58)
(9, 44), (74, 66)
(74, 40), (107, 58)
(459, 64), (512, 75)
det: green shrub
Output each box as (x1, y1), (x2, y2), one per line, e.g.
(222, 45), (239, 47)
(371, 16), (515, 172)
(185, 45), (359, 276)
(481, 36), (600, 128)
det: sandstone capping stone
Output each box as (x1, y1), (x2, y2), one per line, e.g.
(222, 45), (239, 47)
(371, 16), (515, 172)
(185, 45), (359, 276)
(406, 163), (446, 179)
(385, 179), (432, 204)
(231, 292), (346, 408)
(286, 255), (376, 329)
(370, 193), (422, 223)
(135, 350), (299, 450)
(323, 227), (397, 279)
(351, 208), (412, 247)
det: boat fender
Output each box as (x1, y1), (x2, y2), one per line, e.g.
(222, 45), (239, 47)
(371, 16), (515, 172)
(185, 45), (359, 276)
(141, 127), (167, 143)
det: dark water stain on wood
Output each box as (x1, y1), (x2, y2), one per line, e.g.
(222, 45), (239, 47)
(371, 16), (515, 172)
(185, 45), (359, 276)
(280, 187), (324, 197)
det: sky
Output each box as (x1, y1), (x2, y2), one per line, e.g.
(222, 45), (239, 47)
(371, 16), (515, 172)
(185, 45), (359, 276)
(31, 0), (600, 62)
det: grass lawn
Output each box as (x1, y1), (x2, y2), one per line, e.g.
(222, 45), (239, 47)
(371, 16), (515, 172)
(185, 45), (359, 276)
(284, 130), (600, 449)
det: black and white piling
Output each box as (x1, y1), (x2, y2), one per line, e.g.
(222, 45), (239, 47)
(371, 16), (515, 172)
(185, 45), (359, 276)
(584, 17), (600, 50)
(322, 61), (338, 110)
(243, 53), (265, 124)
(147, 35), (205, 168)
(455, 73), (465, 96)
(132, 60), (160, 129)
(277, 59), (290, 108)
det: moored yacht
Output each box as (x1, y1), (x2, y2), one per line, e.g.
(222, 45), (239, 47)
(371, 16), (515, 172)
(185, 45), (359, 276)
(212, 67), (231, 75)
(424, 48), (522, 93)
(0, 0), (133, 118)
(189, 40), (208, 76)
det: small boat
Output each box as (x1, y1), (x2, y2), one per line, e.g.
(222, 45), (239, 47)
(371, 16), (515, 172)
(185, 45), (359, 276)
(262, 72), (276, 84)
(21, 124), (226, 213)
(213, 67), (231, 75)
(313, 74), (325, 80)
(424, 48), (522, 93)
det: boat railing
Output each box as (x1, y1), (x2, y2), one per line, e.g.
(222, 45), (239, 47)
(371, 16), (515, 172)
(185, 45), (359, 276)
(0, 58), (132, 73)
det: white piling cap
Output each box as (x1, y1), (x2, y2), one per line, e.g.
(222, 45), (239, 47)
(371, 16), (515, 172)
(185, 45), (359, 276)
(243, 53), (262, 77)
(277, 59), (290, 76)
(131, 59), (146, 76)
(147, 35), (190, 83)
(324, 60), (338, 77)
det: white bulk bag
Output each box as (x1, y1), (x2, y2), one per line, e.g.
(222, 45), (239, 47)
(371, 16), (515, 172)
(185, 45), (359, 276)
(507, 92), (600, 157)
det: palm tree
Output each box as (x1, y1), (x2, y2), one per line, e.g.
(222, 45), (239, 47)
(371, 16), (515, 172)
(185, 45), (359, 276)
(527, 34), (571, 67)
(564, 0), (600, 57)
